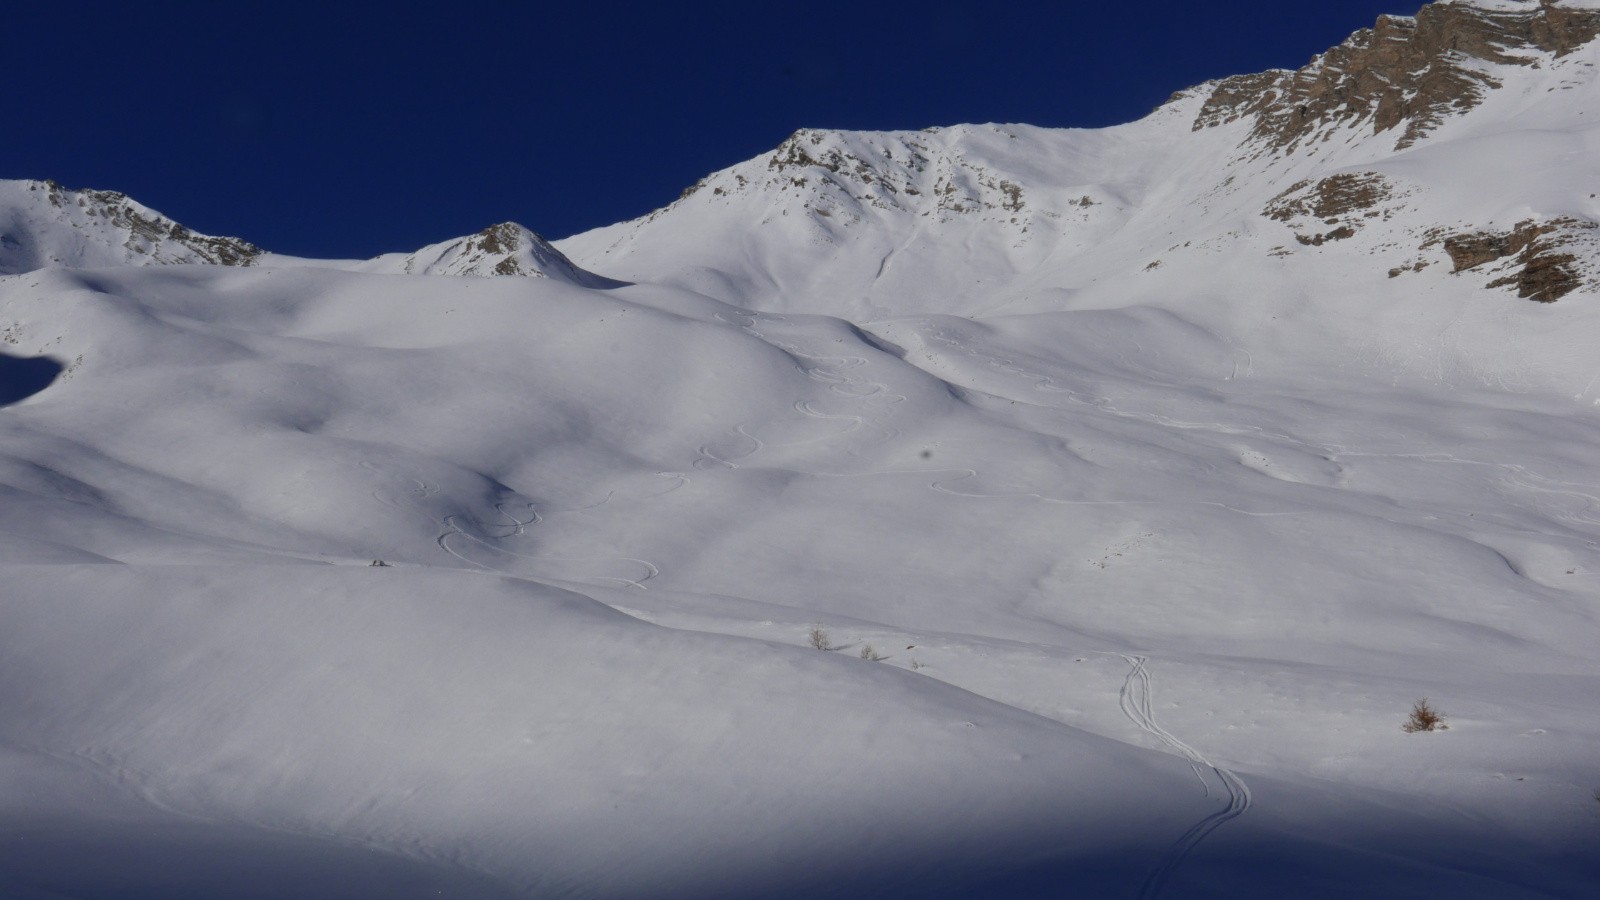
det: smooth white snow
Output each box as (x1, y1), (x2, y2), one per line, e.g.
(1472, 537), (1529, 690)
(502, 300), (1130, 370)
(1, 3), (1598, 897)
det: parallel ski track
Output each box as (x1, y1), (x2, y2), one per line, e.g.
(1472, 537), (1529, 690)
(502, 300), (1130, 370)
(1118, 654), (1252, 899)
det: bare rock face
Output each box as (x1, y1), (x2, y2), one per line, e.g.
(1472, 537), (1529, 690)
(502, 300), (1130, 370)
(1443, 221), (1554, 272)
(1496, 245), (1584, 302)
(1263, 172), (1408, 246)
(1195, 0), (1600, 155)
(1440, 217), (1599, 301)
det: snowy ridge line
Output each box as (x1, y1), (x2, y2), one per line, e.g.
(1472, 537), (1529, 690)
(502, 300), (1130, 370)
(1117, 655), (1253, 899)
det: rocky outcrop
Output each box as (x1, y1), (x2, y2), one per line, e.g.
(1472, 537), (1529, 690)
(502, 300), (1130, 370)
(44, 182), (262, 267)
(1439, 217), (1599, 301)
(1195, 0), (1600, 154)
(1443, 220), (1554, 272)
(1491, 246), (1584, 302)
(1265, 173), (1399, 222)
(1263, 172), (1408, 246)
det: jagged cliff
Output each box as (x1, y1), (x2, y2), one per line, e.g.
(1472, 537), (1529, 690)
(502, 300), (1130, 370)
(1194, 0), (1600, 154)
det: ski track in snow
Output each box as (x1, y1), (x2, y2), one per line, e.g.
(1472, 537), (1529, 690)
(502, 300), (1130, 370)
(11, 31), (1600, 897)
(344, 309), (1575, 895)
(694, 312), (905, 470)
(602, 596), (1255, 900)
(1117, 654), (1252, 900)
(361, 460), (681, 589)
(435, 521), (662, 590)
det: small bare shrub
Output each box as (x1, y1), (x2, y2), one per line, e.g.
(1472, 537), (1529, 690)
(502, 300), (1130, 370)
(808, 625), (831, 651)
(1402, 698), (1448, 733)
(859, 645), (883, 661)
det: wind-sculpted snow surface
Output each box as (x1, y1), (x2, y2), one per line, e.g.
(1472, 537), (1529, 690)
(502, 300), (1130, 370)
(3, 1), (1600, 897)
(2, 253), (1597, 896)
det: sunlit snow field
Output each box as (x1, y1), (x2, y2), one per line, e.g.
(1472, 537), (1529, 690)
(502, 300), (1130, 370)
(0, 257), (1595, 897)
(3, 4), (1600, 896)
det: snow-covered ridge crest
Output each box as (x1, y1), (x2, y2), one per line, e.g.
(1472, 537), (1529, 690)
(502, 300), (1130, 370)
(608, 123), (1071, 253)
(363, 221), (618, 286)
(0, 178), (611, 286)
(710, 126), (1034, 224)
(556, 121), (1145, 316)
(552, 0), (1600, 318)
(0, 178), (261, 275)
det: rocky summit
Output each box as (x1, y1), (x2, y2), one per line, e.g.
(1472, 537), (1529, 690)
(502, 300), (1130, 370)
(1196, 0), (1600, 153)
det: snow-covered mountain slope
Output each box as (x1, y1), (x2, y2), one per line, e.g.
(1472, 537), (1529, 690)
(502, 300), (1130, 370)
(0, 180), (261, 275)
(558, 0), (1600, 356)
(2, 1), (1600, 897)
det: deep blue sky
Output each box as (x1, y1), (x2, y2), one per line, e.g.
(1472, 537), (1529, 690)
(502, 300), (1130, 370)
(9, 1), (1421, 258)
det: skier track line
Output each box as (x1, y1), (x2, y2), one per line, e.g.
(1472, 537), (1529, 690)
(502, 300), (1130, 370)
(1117, 654), (1252, 899)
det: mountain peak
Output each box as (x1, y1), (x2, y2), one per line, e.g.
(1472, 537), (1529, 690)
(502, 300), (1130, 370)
(1193, 0), (1600, 154)
(366, 221), (618, 286)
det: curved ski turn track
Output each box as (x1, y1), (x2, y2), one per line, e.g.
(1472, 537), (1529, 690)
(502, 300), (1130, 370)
(1118, 654), (1253, 899)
